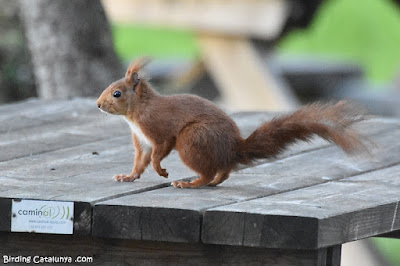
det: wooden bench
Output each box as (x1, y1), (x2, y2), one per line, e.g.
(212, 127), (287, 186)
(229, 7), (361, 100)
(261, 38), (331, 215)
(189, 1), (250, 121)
(0, 98), (399, 265)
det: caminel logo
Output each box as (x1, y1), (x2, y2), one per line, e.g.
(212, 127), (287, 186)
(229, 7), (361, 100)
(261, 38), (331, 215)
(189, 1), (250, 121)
(17, 205), (71, 220)
(11, 199), (74, 234)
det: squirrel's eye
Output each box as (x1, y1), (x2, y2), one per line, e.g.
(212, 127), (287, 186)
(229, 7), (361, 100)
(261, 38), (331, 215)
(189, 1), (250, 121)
(113, 91), (122, 98)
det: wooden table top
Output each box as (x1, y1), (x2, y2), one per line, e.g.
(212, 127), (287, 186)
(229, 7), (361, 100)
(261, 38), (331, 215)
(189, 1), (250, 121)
(0, 98), (399, 250)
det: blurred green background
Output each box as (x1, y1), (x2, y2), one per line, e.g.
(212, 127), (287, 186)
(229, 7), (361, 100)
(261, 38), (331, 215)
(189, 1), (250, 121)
(373, 238), (400, 265)
(112, 0), (400, 85)
(112, 24), (199, 61)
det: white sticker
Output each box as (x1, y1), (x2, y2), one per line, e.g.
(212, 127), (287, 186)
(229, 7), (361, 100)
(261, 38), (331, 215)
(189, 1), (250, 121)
(11, 199), (74, 234)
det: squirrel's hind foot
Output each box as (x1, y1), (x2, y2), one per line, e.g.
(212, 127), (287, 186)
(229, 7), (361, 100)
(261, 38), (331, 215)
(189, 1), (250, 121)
(172, 174), (214, 188)
(114, 173), (141, 182)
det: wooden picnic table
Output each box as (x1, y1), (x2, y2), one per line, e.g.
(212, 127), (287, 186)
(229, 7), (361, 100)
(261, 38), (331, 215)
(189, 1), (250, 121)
(0, 98), (399, 265)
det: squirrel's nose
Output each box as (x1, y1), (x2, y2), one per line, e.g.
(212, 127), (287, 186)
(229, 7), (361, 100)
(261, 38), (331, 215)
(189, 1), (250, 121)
(97, 103), (101, 108)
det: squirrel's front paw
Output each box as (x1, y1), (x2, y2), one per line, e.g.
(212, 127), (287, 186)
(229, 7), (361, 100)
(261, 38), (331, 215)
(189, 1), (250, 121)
(158, 168), (169, 178)
(114, 173), (140, 182)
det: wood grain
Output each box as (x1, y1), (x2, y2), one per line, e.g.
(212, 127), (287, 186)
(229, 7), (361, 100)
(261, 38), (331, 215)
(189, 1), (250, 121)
(203, 164), (400, 249)
(3, 105), (379, 205)
(0, 98), (97, 134)
(0, 111), (127, 162)
(93, 124), (400, 244)
(1, 99), (399, 255)
(0, 232), (334, 266)
(0, 102), (274, 162)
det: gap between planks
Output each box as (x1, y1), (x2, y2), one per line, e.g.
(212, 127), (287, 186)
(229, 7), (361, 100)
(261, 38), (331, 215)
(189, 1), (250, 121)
(78, 183), (171, 205)
(2, 117), (398, 207)
(4, 121), (398, 207)
(0, 134), (130, 163)
(194, 160), (400, 214)
(46, 141), (355, 206)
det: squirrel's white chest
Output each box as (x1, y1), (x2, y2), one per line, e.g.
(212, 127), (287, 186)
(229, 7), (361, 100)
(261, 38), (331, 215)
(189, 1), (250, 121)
(123, 117), (153, 153)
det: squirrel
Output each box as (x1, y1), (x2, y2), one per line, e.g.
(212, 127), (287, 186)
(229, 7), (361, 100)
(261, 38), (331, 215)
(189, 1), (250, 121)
(96, 57), (370, 188)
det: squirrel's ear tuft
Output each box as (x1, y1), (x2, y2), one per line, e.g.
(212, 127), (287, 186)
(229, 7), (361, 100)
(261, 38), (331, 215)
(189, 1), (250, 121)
(132, 72), (140, 88)
(125, 56), (151, 83)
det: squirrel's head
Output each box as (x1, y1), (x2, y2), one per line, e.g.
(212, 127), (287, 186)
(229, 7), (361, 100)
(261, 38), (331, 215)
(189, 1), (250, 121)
(97, 57), (151, 115)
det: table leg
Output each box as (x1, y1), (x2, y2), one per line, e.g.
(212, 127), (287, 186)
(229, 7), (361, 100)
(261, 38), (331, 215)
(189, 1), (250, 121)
(198, 34), (298, 111)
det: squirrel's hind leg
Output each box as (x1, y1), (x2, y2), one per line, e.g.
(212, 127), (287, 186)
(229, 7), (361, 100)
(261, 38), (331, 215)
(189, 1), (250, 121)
(207, 170), (231, 186)
(172, 174), (215, 188)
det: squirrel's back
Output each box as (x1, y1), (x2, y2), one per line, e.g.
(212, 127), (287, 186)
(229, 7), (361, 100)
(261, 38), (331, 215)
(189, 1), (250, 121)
(141, 93), (241, 140)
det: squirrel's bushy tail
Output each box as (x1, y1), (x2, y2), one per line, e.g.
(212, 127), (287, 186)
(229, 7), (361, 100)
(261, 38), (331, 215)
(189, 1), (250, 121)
(238, 101), (370, 165)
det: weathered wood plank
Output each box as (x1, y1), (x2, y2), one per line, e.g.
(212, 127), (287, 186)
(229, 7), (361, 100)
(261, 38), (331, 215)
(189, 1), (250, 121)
(0, 137), (135, 179)
(1, 104), (270, 162)
(0, 198), (11, 232)
(0, 99), (269, 134)
(0, 115), (128, 162)
(0, 131), (197, 232)
(202, 164), (400, 249)
(0, 98), (47, 113)
(93, 188), (229, 242)
(3, 110), (379, 204)
(0, 98), (97, 134)
(93, 124), (400, 244)
(225, 121), (400, 190)
(2, 96), (393, 164)
(0, 232), (332, 266)
(2, 117), (394, 182)
(0, 109), (193, 207)
(0, 114), (197, 204)
(0, 149), (195, 205)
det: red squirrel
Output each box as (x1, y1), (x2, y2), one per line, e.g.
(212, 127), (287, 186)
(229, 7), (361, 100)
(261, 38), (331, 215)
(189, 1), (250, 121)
(96, 57), (369, 188)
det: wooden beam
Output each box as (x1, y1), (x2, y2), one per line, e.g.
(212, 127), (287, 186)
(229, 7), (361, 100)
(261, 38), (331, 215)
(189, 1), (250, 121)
(0, 233), (335, 265)
(102, 0), (289, 40)
(202, 164), (400, 249)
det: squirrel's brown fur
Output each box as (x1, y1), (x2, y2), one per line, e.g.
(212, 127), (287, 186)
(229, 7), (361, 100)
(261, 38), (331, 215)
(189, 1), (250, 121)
(97, 57), (369, 188)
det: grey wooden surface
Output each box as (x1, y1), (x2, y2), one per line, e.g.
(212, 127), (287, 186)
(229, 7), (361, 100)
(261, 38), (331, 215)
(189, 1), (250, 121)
(0, 98), (399, 250)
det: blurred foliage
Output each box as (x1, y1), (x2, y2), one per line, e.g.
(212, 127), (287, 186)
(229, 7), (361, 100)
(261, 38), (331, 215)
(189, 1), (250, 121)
(373, 238), (400, 265)
(112, 24), (199, 61)
(279, 0), (400, 84)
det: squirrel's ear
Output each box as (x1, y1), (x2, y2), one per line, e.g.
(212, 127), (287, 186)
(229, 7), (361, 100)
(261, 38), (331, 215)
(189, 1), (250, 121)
(125, 57), (150, 83)
(131, 72), (140, 89)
